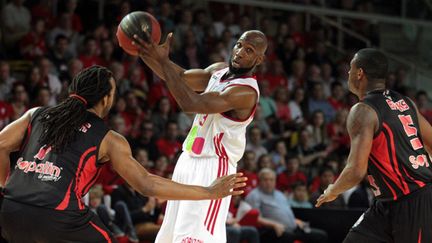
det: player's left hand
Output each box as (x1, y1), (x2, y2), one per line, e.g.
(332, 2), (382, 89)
(132, 32), (173, 62)
(315, 184), (339, 207)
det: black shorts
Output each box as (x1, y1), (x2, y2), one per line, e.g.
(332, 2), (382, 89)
(0, 199), (116, 243)
(344, 185), (432, 243)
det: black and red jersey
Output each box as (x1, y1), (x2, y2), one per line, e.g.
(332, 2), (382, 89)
(4, 107), (109, 210)
(363, 90), (432, 202)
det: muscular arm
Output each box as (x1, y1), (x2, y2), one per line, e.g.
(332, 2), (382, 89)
(409, 99), (432, 156)
(316, 103), (376, 206)
(159, 58), (257, 115)
(100, 131), (245, 200)
(0, 108), (38, 186)
(138, 42), (226, 92)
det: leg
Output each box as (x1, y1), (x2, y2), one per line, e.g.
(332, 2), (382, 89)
(291, 227), (328, 243)
(114, 201), (138, 242)
(259, 228), (294, 243)
(239, 226), (260, 243)
(226, 225), (241, 243)
(135, 222), (161, 241)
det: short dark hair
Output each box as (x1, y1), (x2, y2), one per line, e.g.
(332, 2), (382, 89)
(354, 48), (388, 80)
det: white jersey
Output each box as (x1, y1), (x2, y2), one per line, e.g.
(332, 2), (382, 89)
(182, 67), (260, 166)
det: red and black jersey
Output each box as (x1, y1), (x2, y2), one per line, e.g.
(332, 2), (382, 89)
(363, 90), (432, 202)
(4, 107), (109, 210)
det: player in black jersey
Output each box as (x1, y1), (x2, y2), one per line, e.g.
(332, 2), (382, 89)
(315, 48), (432, 243)
(0, 66), (247, 243)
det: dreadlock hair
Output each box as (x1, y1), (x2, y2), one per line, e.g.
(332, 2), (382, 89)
(39, 65), (113, 152)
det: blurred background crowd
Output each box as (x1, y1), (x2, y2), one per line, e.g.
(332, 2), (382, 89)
(0, 0), (431, 242)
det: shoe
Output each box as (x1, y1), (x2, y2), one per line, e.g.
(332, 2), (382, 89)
(127, 230), (139, 243)
(110, 223), (125, 237)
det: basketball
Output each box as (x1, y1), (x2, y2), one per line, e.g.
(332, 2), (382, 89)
(116, 11), (162, 56)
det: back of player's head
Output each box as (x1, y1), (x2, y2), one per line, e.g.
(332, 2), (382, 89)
(39, 66), (113, 152)
(354, 48), (388, 81)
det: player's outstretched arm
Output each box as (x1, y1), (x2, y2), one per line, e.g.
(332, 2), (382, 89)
(132, 33), (256, 115)
(133, 33), (226, 92)
(0, 107), (38, 186)
(100, 130), (246, 200)
(316, 103), (376, 207)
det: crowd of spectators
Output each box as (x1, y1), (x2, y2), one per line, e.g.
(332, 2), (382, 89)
(1, 0), (432, 242)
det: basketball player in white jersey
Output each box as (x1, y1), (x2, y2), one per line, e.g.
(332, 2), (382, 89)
(132, 30), (268, 243)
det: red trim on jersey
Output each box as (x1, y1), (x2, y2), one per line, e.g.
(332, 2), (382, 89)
(418, 228), (422, 243)
(220, 74), (257, 83)
(220, 84), (258, 122)
(77, 155), (98, 197)
(380, 174), (397, 200)
(20, 124), (32, 151)
(383, 123), (410, 194)
(205, 133), (229, 234)
(369, 155), (401, 197)
(55, 181), (73, 210)
(75, 146), (96, 210)
(370, 131), (408, 195)
(89, 221), (112, 243)
(401, 165), (425, 188)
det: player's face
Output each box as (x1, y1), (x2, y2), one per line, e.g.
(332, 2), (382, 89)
(229, 36), (264, 75)
(348, 56), (359, 94)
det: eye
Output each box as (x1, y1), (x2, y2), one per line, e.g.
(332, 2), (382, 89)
(236, 42), (241, 47)
(247, 48), (253, 53)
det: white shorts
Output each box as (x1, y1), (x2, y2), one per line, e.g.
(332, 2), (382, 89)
(155, 152), (236, 243)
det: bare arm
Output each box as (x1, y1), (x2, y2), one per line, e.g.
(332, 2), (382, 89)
(418, 112), (432, 156)
(100, 131), (246, 200)
(134, 33), (226, 92)
(0, 108), (38, 186)
(316, 103), (376, 207)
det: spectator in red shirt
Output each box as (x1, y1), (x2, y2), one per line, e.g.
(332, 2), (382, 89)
(64, 0), (82, 33)
(20, 18), (47, 60)
(238, 150), (259, 195)
(0, 100), (12, 130)
(327, 109), (350, 154)
(416, 90), (432, 124)
(264, 59), (288, 93)
(79, 37), (103, 68)
(276, 156), (307, 194)
(156, 121), (182, 161)
(327, 81), (346, 111)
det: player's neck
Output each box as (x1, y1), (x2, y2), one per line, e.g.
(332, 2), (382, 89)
(358, 81), (386, 100)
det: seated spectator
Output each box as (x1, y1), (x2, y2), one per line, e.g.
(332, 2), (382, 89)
(246, 127), (268, 161)
(151, 96), (178, 135)
(270, 140), (288, 173)
(258, 80), (277, 119)
(156, 121), (182, 161)
(1, 0), (31, 49)
(310, 167), (345, 208)
(134, 148), (152, 169)
(257, 154), (273, 172)
(288, 87), (306, 125)
(10, 82), (29, 121)
(246, 168), (327, 243)
(327, 109), (350, 154)
(238, 150), (259, 195)
(416, 90), (432, 123)
(79, 37), (103, 68)
(149, 155), (171, 178)
(111, 183), (162, 242)
(306, 110), (329, 151)
(0, 61), (16, 101)
(226, 195), (260, 243)
(327, 81), (346, 111)
(20, 18), (47, 60)
(33, 87), (51, 107)
(49, 35), (74, 75)
(0, 100), (12, 130)
(276, 156), (307, 194)
(37, 57), (62, 105)
(308, 82), (335, 122)
(88, 185), (139, 242)
(130, 120), (159, 161)
(288, 182), (313, 208)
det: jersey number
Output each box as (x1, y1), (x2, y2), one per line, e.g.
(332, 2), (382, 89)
(398, 115), (423, 150)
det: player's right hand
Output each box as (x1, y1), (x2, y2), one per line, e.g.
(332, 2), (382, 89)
(207, 173), (247, 199)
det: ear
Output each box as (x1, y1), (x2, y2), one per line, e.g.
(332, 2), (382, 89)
(256, 54), (265, 66)
(357, 68), (365, 80)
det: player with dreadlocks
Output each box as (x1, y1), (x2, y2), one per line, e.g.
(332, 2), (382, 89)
(0, 65), (246, 242)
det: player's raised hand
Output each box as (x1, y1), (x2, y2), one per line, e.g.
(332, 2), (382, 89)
(315, 184), (339, 207)
(132, 32), (173, 62)
(208, 173), (247, 199)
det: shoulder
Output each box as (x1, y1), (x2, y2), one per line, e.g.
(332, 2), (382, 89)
(348, 103), (378, 134)
(205, 62), (228, 75)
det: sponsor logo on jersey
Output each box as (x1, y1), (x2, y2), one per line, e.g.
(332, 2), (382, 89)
(16, 145), (62, 182)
